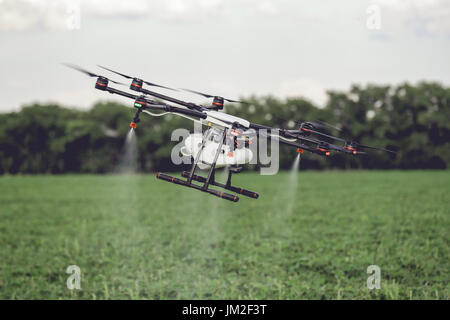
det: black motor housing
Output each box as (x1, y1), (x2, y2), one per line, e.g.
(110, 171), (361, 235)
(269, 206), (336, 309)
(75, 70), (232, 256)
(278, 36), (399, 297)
(212, 97), (224, 110)
(95, 77), (108, 91)
(130, 78), (143, 92)
(134, 96), (148, 109)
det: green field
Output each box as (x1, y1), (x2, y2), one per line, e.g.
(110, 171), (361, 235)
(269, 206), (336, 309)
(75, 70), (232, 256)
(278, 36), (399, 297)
(0, 171), (448, 299)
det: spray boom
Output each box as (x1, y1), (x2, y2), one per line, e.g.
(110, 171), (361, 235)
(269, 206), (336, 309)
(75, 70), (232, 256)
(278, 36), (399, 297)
(130, 109), (142, 129)
(130, 96), (148, 128)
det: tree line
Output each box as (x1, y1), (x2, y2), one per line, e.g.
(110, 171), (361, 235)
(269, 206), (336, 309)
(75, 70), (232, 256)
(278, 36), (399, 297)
(0, 81), (448, 174)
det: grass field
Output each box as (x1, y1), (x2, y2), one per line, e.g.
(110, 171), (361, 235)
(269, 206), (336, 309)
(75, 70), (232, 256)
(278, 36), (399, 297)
(0, 170), (448, 299)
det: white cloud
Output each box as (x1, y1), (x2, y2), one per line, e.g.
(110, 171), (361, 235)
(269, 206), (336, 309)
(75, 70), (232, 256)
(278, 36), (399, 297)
(0, 0), (449, 112)
(2, 0), (448, 36)
(373, 0), (450, 36)
(0, 0), (76, 31)
(258, 0), (278, 15)
(83, 0), (150, 18)
(0, 0), (229, 30)
(0, 0), (283, 30)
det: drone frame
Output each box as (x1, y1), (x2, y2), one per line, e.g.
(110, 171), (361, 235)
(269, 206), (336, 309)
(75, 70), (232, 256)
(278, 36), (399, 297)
(65, 64), (396, 202)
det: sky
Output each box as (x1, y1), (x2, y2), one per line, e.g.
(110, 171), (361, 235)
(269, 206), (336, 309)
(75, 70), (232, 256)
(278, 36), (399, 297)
(0, 0), (449, 112)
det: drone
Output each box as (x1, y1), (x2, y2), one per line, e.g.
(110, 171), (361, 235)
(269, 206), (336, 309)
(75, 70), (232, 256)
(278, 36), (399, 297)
(64, 64), (395, 203)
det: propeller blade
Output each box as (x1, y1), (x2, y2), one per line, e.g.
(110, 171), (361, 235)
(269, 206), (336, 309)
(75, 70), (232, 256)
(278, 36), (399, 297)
(110, 79), (127, 85)
(224, 98), (248, 104)
(294, 121), (347, 143)
(63, 63), (99, 78)
(97, 65), (133, 79)
(314, 119), (343, 132)
(310, 129), (346, 143)
(98, 65), (177, 91)
(181, 88), (215, 98)
(63, 63), (126, 85)
(357, 144), (396, 154)
(182, 88), (246, 103)
(143, 80), (177, 91)
(301, 127), (347, 143)
(292, 120), (395, 155)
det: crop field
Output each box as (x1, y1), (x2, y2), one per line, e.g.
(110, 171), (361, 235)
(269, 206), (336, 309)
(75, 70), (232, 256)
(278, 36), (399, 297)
(0, 170), (448, 299)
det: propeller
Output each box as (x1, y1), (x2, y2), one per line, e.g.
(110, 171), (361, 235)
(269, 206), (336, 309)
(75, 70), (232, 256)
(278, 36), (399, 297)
(314, 119), (343, 132)
(97, 65), (177, 91)
(63, 63), (125, 85)
(294, 120), (346, 143)
(292, 120), (394, 154)
(316, 141), (362, 155)
(348, 142), (396, 154)
(181, 88), (247, 104)
(309, 120), (396, 154)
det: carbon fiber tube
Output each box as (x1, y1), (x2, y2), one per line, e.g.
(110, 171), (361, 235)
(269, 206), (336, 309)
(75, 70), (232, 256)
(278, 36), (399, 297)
(181, 171), (205, 182)
(105, 87), (207, 119)
(165, 105), (207, 119)
(207, 189), (239, 202)
(225, 185), (259, 199)
(156, 172), (185, 185)
(181, 171), (259, 199)
(157, 172), (239, 202)
(139, 87), (202, 111)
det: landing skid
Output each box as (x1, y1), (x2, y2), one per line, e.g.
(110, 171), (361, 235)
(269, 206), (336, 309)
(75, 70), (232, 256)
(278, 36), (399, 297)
(156, 128), (259, 202)
(181, 170), (259, 199)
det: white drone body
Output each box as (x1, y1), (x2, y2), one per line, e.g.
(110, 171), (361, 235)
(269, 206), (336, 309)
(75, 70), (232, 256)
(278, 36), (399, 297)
(180, 110), (254, 169)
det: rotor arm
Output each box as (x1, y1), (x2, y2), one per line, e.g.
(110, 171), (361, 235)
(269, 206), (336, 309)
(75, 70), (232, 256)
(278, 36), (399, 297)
(296, 127), (346, 143)
(161, 105), (208, 119)
(104, 86), (166, 107)
(105, 86), (139, 100)
(249, 122), (356, 156)
(275, 136), (320, 154)
(103, 85), (207, 119)
(249, 122), (272, 130)
(136, 99), (207, 119)
(279, 129), (355, 154)
(249, 123), (322, 155)
(138, 87), (205, 112)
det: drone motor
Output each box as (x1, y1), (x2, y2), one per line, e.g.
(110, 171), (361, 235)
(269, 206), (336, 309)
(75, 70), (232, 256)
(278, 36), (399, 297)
(134, 96), (148, 109)
(130, 78), (143, 92)
(316, 142), (331, 156)
(344, 142), (358, 154)
(212, 97), (224, 110)
(95, 76), (108, 90)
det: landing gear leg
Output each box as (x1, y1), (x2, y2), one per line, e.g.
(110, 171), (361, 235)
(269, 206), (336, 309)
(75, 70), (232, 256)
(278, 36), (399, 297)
(202, 128), (227, 191)
(186, 129), (210, 184)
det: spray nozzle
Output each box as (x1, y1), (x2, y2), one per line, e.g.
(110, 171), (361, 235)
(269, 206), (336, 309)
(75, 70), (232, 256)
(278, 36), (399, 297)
(130, 109), (142, 129)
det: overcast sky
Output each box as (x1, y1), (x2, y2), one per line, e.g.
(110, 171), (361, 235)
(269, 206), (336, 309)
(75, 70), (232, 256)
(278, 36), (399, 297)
(0, 0), (449, 112)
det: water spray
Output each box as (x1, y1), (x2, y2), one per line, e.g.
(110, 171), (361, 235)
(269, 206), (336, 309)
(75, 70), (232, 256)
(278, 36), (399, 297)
(116, 127), (138, 174)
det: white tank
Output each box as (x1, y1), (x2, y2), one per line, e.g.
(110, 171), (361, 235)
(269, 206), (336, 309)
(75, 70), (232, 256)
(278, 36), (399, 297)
(181, 132), (253, 169)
